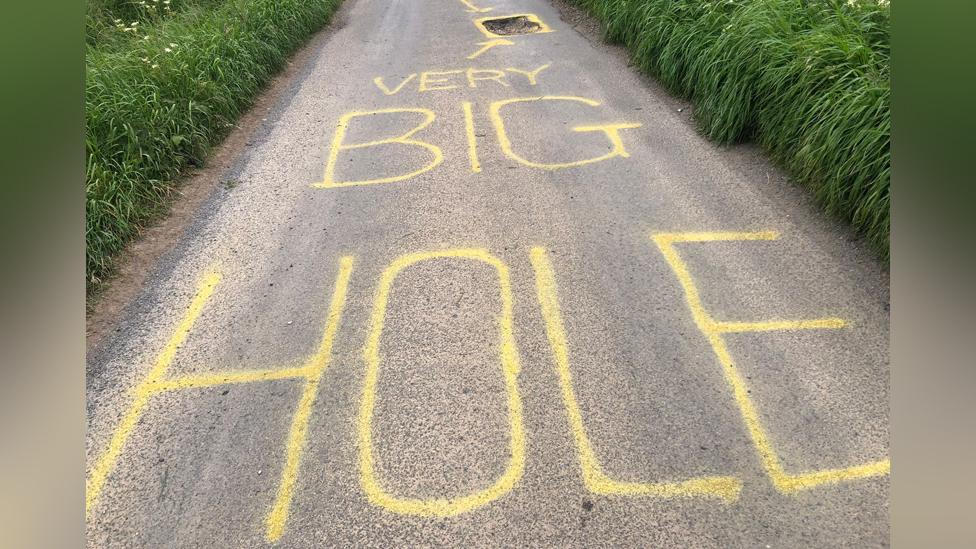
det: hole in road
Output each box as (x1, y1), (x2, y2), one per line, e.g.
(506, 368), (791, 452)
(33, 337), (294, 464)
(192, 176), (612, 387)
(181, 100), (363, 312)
(481, 15), (542, 36)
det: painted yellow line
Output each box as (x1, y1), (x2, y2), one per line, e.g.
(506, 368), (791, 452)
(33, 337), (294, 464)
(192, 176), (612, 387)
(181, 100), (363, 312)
(462, 102), (482, 174)
(504, 63), (550, 86)
(659, 231), (780, 244)
(573, 122), (643, 134)
(715, 318), (846, 334)
(466, 39), (513, 60)
(529, 247), (742, 502)
(359, 249), (525, 516)
(466, 68), (510, 88)
(651, 231), (890, 493)
(86, 271), (221, 517)
(151, 365), (311, 392)
(775, 458), (891, 491)
(458, 0), (492, 13)
(87, 261), (359, 538)
(373, 74), (417, 96)
(419, 70), (463, 92)
(489, 96), (641, 170)
(266, 257), (354, 542)
(315, 108), (443, 188)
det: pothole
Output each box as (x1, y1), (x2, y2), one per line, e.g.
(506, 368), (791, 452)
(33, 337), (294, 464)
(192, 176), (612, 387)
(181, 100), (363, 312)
(479, 15), (546, 36)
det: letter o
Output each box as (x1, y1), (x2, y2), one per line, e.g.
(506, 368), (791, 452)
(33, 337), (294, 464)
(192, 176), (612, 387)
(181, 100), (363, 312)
(358, 248), (526, 516)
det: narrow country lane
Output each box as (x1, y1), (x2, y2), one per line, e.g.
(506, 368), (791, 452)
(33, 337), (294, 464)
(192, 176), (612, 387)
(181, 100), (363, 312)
(86, 0), (890, 546)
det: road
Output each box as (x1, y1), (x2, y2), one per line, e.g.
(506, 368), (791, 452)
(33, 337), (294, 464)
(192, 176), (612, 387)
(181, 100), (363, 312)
(85, 0), (890, 546)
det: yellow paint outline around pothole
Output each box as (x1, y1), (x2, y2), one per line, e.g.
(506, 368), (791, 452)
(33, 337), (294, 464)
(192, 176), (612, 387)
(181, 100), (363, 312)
(651, 231), (890, 494)
(474, 13), (554, 38)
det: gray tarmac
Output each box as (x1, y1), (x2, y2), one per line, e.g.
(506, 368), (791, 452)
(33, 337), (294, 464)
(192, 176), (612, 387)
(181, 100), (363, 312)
(86, 0), (890, 546)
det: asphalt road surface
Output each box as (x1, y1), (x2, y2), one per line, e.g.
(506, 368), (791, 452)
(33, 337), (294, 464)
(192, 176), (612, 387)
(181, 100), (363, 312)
(86, 0), (890, 546)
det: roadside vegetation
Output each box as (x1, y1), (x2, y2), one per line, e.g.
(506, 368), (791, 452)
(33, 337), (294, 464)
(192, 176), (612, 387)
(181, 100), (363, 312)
(571, 0), (890, 257)
(86, 0), (340, 291)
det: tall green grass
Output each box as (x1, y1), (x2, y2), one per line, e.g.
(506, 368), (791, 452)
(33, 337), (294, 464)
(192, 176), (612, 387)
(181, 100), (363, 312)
(574, 0), (890, 257)
(86, 0), (340, 290)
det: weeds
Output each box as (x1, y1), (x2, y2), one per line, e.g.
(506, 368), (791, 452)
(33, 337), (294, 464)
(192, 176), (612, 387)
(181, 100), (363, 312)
(573, 0), (890, 257)
(86, 0), (340, 290)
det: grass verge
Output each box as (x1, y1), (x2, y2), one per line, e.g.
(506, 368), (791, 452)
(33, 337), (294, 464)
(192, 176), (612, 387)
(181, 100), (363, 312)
(572, 0), (890, 257)
(86, 0), (340, 291)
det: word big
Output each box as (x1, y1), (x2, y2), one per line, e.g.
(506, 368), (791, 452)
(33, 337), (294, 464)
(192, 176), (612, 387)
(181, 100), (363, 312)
(313, 96), (643, 188)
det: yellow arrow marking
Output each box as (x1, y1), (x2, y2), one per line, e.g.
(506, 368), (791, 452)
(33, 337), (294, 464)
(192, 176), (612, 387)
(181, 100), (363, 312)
(458, 0), (492, 13)
(466, 39), (514, 60)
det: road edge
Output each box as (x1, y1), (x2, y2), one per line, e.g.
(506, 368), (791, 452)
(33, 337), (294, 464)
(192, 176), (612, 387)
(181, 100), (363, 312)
(85, 1), (354, 353)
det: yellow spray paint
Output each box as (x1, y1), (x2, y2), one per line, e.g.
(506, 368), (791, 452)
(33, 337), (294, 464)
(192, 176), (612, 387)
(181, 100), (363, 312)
(372, 64), (549, 95)
(651, 231), (890, 493)
(504, 63), (550, 86)
(315, 108), (443, 188)
(458, 0), (492, 13)
(489, 96), (641, 170)
(462, 102), (482, 173)
(265, 257), (354, 541)
(373, 74), (417, 96)
(358, 249), (526, 516)
(149, 365), (311, 392)
(87, 260), (356, 543)
(418, 70), (463, 92)
(529, 247), (742, 502)
(466, 39), (514, 60)
(86, 271), (222, 516)
(466, 68), (510, 88)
